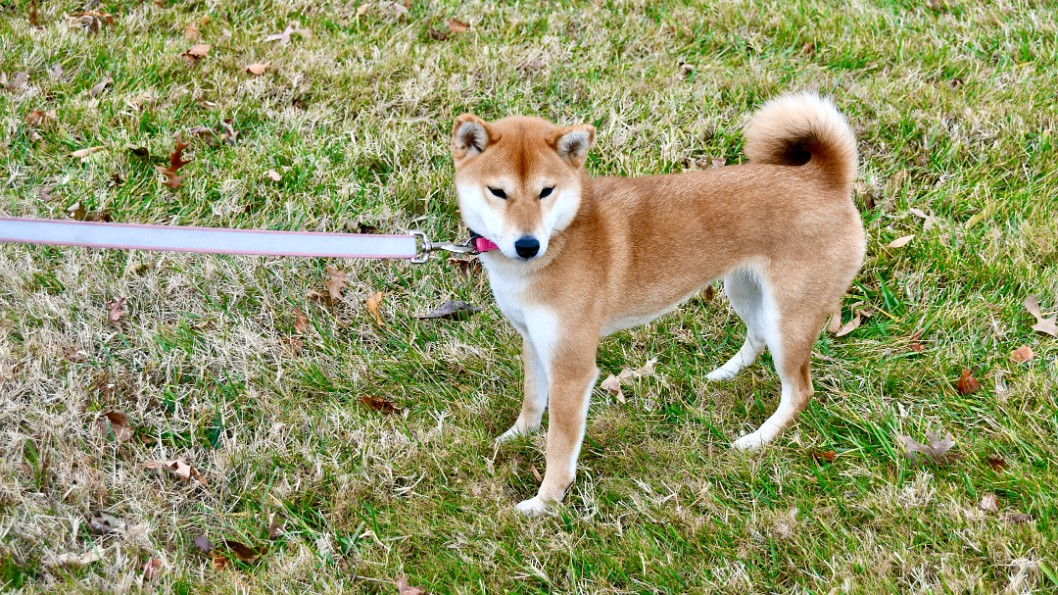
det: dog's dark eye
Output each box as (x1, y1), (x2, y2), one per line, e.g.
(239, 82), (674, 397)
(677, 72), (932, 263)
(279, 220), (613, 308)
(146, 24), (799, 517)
(539, 186), (554, 199)
(488, 187), (507, 199)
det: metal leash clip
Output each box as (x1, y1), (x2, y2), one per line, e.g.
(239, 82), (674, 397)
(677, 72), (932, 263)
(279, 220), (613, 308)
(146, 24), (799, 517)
(410, 230), (477, 264)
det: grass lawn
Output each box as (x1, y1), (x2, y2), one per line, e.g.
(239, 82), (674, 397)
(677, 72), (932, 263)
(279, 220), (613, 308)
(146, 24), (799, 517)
(2, 0), (1057, 592)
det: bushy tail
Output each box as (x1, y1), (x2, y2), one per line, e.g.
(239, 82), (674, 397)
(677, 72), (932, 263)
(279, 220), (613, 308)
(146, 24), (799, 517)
(743, 93), (857, 190)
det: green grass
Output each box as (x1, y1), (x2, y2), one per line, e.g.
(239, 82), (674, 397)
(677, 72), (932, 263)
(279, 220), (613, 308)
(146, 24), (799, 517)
(2, 0), (1057, 592)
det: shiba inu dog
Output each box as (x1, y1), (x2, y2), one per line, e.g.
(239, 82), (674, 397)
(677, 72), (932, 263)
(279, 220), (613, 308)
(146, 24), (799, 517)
(451, 93), (865, 514)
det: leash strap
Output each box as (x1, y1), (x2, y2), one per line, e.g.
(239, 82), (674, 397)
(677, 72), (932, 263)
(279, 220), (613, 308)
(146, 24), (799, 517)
(0, 217), (419, 260)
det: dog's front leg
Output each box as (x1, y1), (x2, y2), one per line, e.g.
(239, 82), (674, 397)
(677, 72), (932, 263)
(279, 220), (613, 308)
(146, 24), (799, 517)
(515, 334), (599, 515)
(496, 334), (549, 443)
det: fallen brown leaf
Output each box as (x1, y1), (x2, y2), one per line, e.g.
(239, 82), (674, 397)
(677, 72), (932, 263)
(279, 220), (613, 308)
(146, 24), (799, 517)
(2, 71), (30, 92)
(70, 146), (105, 159)
(834, 313), (862, 337)
(428, 27), (448, 41)
(144, 458), (207, 486)
(956, 368), (980, 395)
(397, 576), (428, 595)
(71, 10), (114, 33)
(887, 234), (914, 248)
(811, 450), (837, 463)
(29, 2), (42, 27)
(143, 558), (163, 582)
(23, 109), (56, 127)
(1024, 295), (1058, 337)
(447, 256), (480, 279)
(447, 18), (470, 34)
(978, 493), (999, 513)
(90, 75), (113, 97)
(360, 395), (401, 414)
(702, 285), (716, 301)
(600, 374), (625, 403)
(181, 44), (211, 66)
(1003, 512), (1032, 524)
(325, 266), (347, 302)
(909, 207), (940, 231)
(530, 464), (542, 483)
(293, 308), (309, 334)
(263, 22), (310, 44)
(193, 535), (214, 553)
(365, 291), (385, 326)
(264, 168), (282, 181)
(47, 546), (104, 567)
(246, 63), (268, 75)
(267, 515), (285, 539)
(222, 540), (265, 565)
(987, 454), (1007, 472)
(1010, 345), (1034, 364)
(95, 411), (133, 442)
(107, 297), (127, 328)
(910, 329), (924, 352)
(155, 135), (191, 189)
(898, 430), (962, 465)
(87, 510), (124, 535)
(415, 300), (481, 320)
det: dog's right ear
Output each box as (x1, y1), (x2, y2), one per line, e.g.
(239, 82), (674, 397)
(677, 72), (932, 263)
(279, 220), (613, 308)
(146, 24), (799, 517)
(452, 114), (497, 160)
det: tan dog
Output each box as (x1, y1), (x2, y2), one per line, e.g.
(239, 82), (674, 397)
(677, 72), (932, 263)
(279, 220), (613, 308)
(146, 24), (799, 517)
(451, 93), (865, 514)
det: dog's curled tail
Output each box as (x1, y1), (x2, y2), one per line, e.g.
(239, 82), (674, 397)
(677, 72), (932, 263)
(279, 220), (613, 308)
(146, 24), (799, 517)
(743, 93), (857, 190)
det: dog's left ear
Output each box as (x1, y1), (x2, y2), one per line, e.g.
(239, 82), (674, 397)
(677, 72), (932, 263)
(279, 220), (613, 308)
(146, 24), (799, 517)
(548, 124), (595, 167)
(452, 114), (498, 160)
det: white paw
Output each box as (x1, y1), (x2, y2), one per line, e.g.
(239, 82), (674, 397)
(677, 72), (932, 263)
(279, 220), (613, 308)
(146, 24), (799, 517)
(706, 367), (738, 382)
(732, 431), (767, 451)
(515, 496), (551, 515)
(495, 424), (537, 444)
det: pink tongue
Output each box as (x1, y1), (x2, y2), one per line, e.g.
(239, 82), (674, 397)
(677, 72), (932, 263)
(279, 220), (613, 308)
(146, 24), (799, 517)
(472, 236), (500, 252)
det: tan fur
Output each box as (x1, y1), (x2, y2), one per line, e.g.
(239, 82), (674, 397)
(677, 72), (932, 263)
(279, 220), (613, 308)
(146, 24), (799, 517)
(452, 93), (866, 513)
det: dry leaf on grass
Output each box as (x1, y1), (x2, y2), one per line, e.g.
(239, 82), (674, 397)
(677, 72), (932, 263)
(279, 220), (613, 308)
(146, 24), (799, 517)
(600, 374), (625, 403)
(24, 109), (56, 127)
(979, 493), (999, 513)
(95, 411), (133, 442)
(183, 20), (200, 40)
(293, 308), (309, 334)
(267, 515), (285, 539)
(325, 266), (347, 302)
(397, 576), (428, 595)
(1003, 512), (1033, 524)
(987, 454), (1007, 472)
(956, 368), (980, 395)
(181, 44), (211, 66)
(264, 169), (282, 181)
(144, 459), (207, 486)
(107, 297), (127, 328)
(143, 558), (163, 582)
(887, 235), (914, 248)
(71, 10), (114, 33)
(909, 207), (940, 231)
(447, 256), (480, 279)
(87, 511), (124, 534)
(70, 146), (105, 159)
(1024, 295), (1058, 337)
(222, 540), (265, 565)
(415, 300), (481, 320)
(447, 18), (470, 33)
(1010, 345), (1034, 363)
(47, 546), (104, 567)
(898, 430), (962, 465)
(910, 329), (924, 352)
(263, 22), (310, 44)
(155, 135), (191, 189)
(365, 291), (385, 326)
(90, 75), (113, 97)
(811, 450), (837, 463)
(360, 395), (401, 414)
(2, 71), (29, 92)
(193, 535), (214, 552)
(246, 63), (268, 75)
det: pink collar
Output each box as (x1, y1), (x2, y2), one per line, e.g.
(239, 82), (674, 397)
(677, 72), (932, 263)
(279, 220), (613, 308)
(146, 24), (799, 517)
(469, 231), (499, 253)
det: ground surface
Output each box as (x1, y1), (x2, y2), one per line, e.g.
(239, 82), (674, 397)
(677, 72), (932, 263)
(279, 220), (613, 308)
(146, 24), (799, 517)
(1, 0), (1057, 592)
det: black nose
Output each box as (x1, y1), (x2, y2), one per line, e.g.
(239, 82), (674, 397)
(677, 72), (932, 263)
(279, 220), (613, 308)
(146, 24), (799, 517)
(514, 236), (540, 259)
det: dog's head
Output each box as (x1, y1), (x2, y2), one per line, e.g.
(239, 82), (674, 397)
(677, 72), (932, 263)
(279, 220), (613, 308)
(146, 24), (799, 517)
(451, 114), (594, 262)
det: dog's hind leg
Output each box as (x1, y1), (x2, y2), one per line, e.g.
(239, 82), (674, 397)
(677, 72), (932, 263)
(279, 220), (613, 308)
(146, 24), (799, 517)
(707, 270), (767, 382)
(732, 279), (829, 450)
(496, 334), (549, 443)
